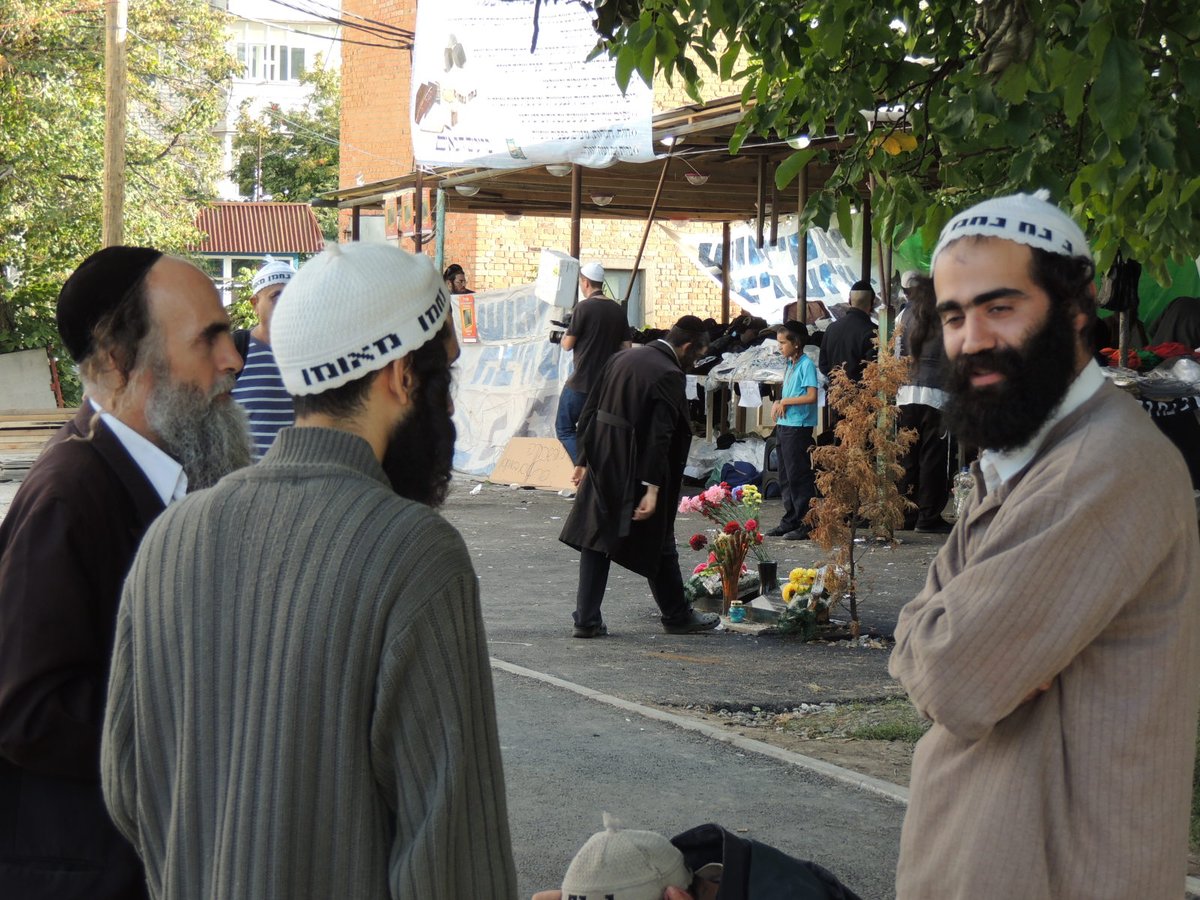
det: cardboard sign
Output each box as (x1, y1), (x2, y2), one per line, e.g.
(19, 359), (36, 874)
(457, 293), (478, 342)
(488, 437), (575, 491)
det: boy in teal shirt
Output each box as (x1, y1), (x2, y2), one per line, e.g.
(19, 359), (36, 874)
(767, 320), (819, 540)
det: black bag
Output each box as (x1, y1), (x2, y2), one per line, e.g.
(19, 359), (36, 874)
(670, 824), (863, 900)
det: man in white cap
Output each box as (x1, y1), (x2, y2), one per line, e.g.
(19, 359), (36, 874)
(556, 260), (630, 463)
(101, 243), (517, 899)
(889, 191), (1200, 898)
(231, 256), (296, 458)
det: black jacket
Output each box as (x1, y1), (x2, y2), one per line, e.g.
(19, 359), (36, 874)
(0, 406), (157, 899)
(819, 307), (877, 383)
(559, 342), (692, 577)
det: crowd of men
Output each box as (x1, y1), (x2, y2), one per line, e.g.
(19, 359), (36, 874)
(0, 189), (1196, 900)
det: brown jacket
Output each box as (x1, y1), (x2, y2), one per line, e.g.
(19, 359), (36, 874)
(0, 406), (158, 898)
(890, 382), (1200, 899)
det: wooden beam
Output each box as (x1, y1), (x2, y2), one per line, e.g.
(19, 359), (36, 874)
(798, 163), (809, 323)
(413, 169), (425, 252)
(623, 153), (673, 305)
(351, 205), (361, 241)
(860, 197), (872, 284)
(755, 155), (766, 248)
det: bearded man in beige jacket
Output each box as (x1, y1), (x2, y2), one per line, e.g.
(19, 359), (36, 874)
(890, 191), (1200, 899)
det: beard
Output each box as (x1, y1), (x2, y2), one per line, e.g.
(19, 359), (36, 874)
(145, 367), (252, 490)
(941, 301), (1080, 452)
(381, 374), (456, 509)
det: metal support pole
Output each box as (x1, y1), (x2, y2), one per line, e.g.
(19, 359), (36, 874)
(351, 205), (361, 241)
(755, 154), (766, 249)
(413, 170), (425, 252)
(434, 188), (447, 273)
(721, 222), (731, 325)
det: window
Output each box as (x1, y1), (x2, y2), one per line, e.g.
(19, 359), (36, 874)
(235, 41), (305, 82)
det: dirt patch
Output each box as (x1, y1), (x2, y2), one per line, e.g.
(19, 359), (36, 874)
(660, 698), (927, 787)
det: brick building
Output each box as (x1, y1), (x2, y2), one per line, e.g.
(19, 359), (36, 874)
(338, 0), (749, 328)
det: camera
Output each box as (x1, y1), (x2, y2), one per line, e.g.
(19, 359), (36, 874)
(549, 312), (573, 344)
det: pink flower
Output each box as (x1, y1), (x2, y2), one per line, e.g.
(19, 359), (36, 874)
(723, 521), (740, 535)
(755, 533), (764, 544)
(689, 533), (708, 551)
(692, 562), (709, 574)
(744, 518), (758, 531)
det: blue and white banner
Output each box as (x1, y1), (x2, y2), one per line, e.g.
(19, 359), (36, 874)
(660, 217), (875, 321)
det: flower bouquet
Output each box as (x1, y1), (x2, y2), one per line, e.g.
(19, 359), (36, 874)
(777, 565), (841, 638)
(679, 483), (770, 614)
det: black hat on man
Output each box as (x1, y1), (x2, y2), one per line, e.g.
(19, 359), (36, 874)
(56, 245), (163, 363)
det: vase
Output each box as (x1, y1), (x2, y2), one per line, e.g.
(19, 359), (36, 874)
(719, 564), (740, 616)
(757, 560), (779, 598)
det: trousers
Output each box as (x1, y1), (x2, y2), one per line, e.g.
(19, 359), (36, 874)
(574, 531), (691, 628)
(776, 424), (816, 533)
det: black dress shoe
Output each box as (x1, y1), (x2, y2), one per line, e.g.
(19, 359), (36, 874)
(783, 527), (811, 541)
(766, 525), (790, 537)
(915, 520), (953, 534)
(572, 622), (608, 638)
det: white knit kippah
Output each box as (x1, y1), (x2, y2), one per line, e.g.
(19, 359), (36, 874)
(251, 257), (296, 296)
(931, 189), (1092, 269)
(270, 242), (450, 396)
(561, 813), (691, 900)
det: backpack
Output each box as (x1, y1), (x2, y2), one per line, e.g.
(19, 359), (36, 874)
(671, 823), (863, 900)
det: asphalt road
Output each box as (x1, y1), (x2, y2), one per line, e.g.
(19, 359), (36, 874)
(444, 480), (944, 707)
(495, 665), (905, 899)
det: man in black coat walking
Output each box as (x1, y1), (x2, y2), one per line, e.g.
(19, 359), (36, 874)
(559, 315), (719, 638)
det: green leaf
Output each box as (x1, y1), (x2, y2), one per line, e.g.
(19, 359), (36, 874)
(719, 40), (741, 81)
(836, 192), (853, 241)
(775, 148), (817, 190)
(638, 33), (657, 87)
(1091, 36), (1146, 141)
(615, 43), (637, 94)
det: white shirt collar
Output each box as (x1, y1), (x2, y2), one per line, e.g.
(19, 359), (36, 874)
(979, 359), (1105, 494)
(654, 338), (680, 362)
(89, 399), (188, 505)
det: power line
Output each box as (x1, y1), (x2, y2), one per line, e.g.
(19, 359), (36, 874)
(265, 0), (414, 42)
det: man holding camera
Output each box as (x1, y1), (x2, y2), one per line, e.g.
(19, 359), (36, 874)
(555, 261), (630, 463)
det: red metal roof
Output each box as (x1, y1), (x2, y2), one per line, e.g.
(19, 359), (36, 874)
(190, 202), (326, 255)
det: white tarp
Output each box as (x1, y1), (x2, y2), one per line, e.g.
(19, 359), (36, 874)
(411, 0), (654, 168)
(450, 284), (570, 477)
(659, 218), (876, 321)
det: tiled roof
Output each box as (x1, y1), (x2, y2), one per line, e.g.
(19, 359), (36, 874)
(191, 202), (326, 255)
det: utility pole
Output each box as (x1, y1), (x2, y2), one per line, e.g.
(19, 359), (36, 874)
(102, 0), (128, 246)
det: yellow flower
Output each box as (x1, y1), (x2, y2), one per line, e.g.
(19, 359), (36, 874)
(789, 568), (807, 583)
(782, 583), (797, 602)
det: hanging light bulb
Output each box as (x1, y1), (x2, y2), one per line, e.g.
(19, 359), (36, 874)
(454, 184), (480, 196)
(786, 134), (811, 150)
(590, 193), (614, 207)
(545, 164), (572, 177)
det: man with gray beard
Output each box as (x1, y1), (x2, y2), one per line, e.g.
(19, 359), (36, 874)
(0, 246), (249, 899)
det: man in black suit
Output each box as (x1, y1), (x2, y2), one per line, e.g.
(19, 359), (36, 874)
(0, 247), (250, 899)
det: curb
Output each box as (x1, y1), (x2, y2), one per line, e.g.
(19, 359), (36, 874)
(490, 657), (910, 806)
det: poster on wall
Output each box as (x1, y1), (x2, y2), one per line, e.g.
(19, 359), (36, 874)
(457, 293), (479, 343)
(659, 218), (876, 322)
(410, 0), (654, 168)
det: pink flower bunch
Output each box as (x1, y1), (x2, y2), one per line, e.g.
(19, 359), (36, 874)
(677, 481), (771, 563)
